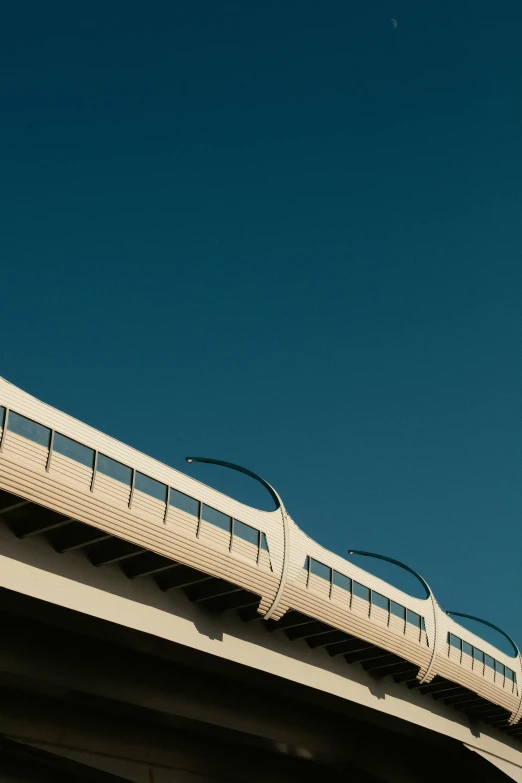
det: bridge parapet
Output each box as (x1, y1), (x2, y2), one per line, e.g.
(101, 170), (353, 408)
(0, 376), (520, 735)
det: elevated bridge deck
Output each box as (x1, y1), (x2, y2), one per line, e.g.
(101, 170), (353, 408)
(1, 377), (522, 780)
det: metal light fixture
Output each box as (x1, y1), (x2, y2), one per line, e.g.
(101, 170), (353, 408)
(445, 611), (519, 659)
(347, 548), (438, 684)
(185, 456), (289, 621)
(347, 549), (431, 600)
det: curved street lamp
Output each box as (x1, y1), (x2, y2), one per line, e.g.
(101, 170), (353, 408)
(347, 550), (431, 600)
(445, 611), (519, 658)
(347, 549), (439, 684)
(444, 610), (522, 725)
(185, 457), (289, 620)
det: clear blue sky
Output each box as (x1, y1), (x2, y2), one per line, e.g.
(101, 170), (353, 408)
(1, 2), (521, 652)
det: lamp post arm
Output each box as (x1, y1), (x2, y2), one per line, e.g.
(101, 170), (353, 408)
(445, 610), (522, 725)
(347, 549), (439, 684)
(185, 457), (289, 621)
(185, 457), (283, 510)
(347, 549), (431, 600)
(445, 611), (519, 658)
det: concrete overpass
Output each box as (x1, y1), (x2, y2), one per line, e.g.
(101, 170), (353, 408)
(1, 377), (522, 781)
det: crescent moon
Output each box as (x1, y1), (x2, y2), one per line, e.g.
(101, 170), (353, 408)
(391, 18), (397, 30)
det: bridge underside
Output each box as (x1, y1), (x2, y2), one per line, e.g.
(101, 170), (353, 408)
(0, 583), (515, 783)
(0, 486), (518, 744)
